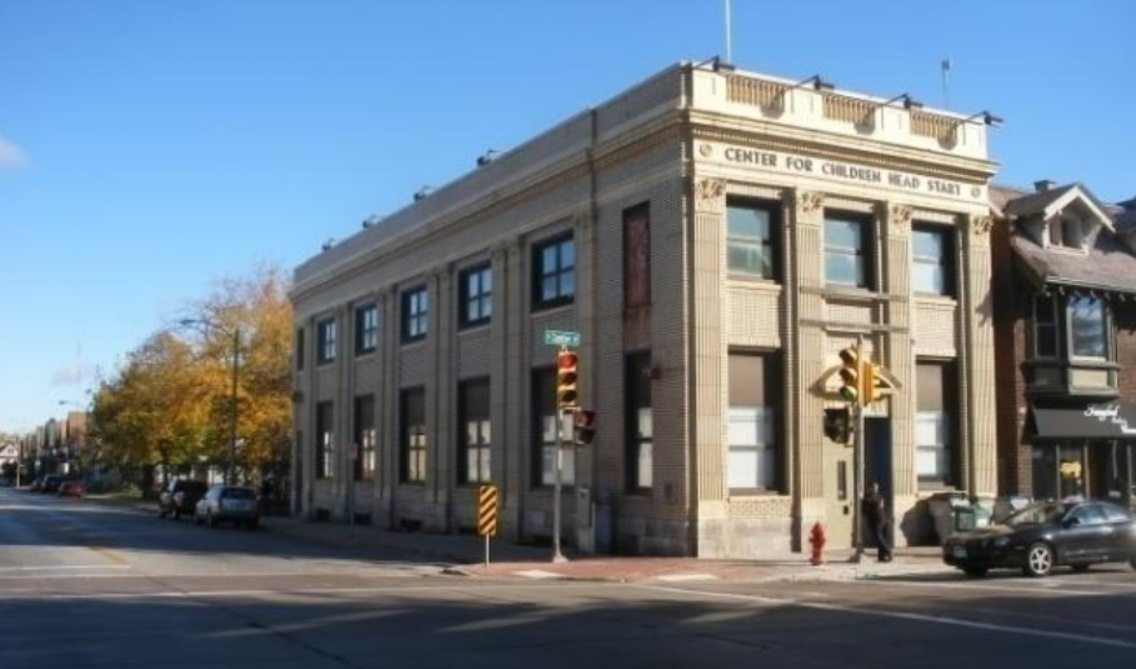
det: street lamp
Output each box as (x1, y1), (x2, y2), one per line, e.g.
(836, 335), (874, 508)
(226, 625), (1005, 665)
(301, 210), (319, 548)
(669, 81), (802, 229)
(180, 319), (241, 485)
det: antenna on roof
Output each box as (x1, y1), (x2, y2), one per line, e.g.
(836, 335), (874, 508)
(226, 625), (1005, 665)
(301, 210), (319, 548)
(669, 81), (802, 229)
(941, 57), (952, 109)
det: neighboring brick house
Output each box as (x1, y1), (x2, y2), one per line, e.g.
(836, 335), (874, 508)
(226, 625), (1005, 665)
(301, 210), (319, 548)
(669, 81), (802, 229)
(291, 61), (1000, 557)
(991, 182), (1136, 508)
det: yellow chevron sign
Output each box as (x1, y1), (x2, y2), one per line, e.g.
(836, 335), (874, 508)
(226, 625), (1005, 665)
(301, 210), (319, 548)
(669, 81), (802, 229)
(477, 484), (499, 538)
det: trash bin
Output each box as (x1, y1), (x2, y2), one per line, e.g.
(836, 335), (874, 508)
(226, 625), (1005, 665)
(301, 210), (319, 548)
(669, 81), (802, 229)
(927, 491), (970, 544)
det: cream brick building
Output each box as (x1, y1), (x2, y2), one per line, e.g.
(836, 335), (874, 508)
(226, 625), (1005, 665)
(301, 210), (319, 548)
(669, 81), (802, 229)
(290, 62), (999, 557)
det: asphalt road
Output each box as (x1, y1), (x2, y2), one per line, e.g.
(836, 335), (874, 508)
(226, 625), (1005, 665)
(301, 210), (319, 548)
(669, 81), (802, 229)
(2, 487), (1135, 668)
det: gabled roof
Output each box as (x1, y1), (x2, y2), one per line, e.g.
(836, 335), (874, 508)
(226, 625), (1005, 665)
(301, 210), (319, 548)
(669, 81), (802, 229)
(1002, 182), (1136, 295)
(1011, 225), (1136, 295)
(1003, 182), (1113, 229)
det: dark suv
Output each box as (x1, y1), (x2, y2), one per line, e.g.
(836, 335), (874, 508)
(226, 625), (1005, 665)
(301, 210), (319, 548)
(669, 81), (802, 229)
(158, 479), (209, 520)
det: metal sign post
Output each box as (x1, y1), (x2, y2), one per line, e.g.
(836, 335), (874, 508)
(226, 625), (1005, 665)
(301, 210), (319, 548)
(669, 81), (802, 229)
(552, 408), (568, 563)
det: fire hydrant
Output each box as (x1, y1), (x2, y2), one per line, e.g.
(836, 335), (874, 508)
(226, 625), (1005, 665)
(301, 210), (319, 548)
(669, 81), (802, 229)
(808, 522), (826, 565)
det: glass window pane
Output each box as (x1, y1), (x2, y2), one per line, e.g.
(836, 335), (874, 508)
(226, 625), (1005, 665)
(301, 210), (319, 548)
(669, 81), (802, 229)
(825, 219), (861, 250)
(542, 245), (558, 273)
(542, 415), (557, 443)
(542, 277), (558, 301)
(1070, 298), (1105, 358)
(560, 269), (575, 298)
(728, 206), (770, 240)
(638, 442), (653, 488)
(561, 446), (575, 485)
(481, 269), (492, 293)
(825, 252), (862, 286)
(728, 448), (758, 489)
(638, 408), (653, 440)
(913, 229), (942, 259)
(913, 262), (944, 294)
(560, 240), (575, 269)
(728, 407), (759, 446)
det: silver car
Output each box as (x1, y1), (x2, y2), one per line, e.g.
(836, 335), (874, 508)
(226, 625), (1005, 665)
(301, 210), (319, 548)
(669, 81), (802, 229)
(194, 485), (260, 529)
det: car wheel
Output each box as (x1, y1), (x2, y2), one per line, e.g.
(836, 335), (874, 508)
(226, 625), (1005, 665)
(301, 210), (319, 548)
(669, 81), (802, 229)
(962, 566), (988, 578)
(1023, 543), (1054, 578)
(1129, 558), (1136, 571)
(1071, 564), (1090, 573)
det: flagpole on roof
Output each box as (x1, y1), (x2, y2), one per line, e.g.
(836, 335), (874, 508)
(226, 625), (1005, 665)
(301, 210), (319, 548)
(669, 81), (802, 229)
(724, 0), (733, 64)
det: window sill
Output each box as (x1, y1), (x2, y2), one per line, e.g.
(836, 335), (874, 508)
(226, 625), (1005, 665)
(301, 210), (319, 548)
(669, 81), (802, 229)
(354, 349), (377, 359)
(726, 277), (783, 291)
(316, 360), (336, 367)
(458, 321), (491, 335)
(400, 337), (427, 349)
(531, 301), (574, 317)
(913, 294), (957, 305)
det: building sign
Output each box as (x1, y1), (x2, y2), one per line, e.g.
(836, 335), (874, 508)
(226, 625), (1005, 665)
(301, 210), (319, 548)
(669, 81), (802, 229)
(699, 142), (986, 203)
(1084, 404), (1136, 435)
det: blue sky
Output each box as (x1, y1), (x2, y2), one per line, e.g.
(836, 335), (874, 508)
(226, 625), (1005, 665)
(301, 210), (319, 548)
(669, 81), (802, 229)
(1, 1), (1133, 432)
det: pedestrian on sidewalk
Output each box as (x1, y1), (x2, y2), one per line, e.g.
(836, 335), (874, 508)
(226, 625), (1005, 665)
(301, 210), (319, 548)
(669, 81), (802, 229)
(862, 481), (892, 562)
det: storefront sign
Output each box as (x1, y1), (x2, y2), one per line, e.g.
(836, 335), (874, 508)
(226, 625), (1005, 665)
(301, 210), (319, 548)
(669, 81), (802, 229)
(701, 142), (986, 203)
(1084, 404), (1136, 435)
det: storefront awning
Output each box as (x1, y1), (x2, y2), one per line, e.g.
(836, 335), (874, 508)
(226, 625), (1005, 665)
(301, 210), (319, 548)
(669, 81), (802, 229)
(1032, 401), (1136, 440)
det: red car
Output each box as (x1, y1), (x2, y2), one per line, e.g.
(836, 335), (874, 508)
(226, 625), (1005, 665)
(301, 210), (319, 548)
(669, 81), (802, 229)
(58, 481), (86, 498)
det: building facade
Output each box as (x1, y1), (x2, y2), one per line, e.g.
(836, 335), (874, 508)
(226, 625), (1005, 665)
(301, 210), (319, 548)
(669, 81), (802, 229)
(992, 183), (1136, 508)
(290, 62), (999, 557)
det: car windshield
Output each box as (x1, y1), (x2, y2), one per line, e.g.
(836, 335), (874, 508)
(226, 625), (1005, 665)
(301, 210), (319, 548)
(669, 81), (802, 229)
(1006, 502), (1067, 526)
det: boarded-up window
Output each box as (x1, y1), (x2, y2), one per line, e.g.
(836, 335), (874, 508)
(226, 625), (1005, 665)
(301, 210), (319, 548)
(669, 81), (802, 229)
(624, 203), (651, 308)
(727, 353), (782, 492)
(916, 361), (957, 487)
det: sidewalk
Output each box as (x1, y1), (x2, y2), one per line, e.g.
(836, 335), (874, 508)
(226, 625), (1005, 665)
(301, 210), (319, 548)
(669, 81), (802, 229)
(77, 493), (953, 584)
(261, 514), (951, 584)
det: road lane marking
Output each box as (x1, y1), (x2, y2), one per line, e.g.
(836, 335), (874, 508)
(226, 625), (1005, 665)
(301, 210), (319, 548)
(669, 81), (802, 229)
(0, 564), (131, 572)
(847, 578), (1123, 597)
(637, 584), (1136, 651)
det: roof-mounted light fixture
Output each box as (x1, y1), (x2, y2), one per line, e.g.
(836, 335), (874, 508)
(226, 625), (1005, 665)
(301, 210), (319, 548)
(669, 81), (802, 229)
(361, 215), (380, 229)
(321, 238), (335, 252)
(691, 55), (735, 73)
(476, 149), (501, 167)
(875, 93), (923, 110)
(789, 74), (835, 92)
(953, 110), (1003, 129)
(413, 186), (432, 202)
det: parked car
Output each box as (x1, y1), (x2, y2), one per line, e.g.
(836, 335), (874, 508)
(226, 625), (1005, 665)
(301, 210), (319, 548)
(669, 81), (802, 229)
(194, 485), (259, 529)
(40, 475), (65, 494)
(57, 480), (86, 498)
(943, 500), (1136, 577)
(158, 479), (209, 520)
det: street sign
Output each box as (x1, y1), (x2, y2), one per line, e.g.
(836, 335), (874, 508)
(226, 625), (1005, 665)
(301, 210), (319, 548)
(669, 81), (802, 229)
(543, 329), (580, 348)
(476, 484), (499, 538)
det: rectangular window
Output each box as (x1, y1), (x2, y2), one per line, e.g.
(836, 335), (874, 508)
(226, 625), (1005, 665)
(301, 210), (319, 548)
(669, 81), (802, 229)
(532, 367), (575, 486)
(912, 225), (953, 296)
(532, 233), (575, 309)
(916, 362), (957, 487)
(623, 204), (651, 308)
(355, 304), (378, 355)
(315, 401), (334, 480)
(1069, 296), (1107, 359)
(625, 352), (653, 491)
(727, 353), (781, 492)
(317, 318), (337, 365)
(727, 199), (779, 280)
(399, 388), (426, 483)
(402, 287), (428, 343)
(295, 328), (305, 370)
(458, 378), (491, 485)
(824, 213), (872, 288)
(353, 395), (376, 481)
(1033, 295), (1059, 358)
(459, 264), (492, 328)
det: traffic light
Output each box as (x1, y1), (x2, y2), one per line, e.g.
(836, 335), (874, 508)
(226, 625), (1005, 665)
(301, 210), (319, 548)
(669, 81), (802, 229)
(574, 409), (596, 445)
(837, 347), (860, 404)
(823, 407), (852, 444)
(861, 363), (877, 405)
(556, 349), (579, 410)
